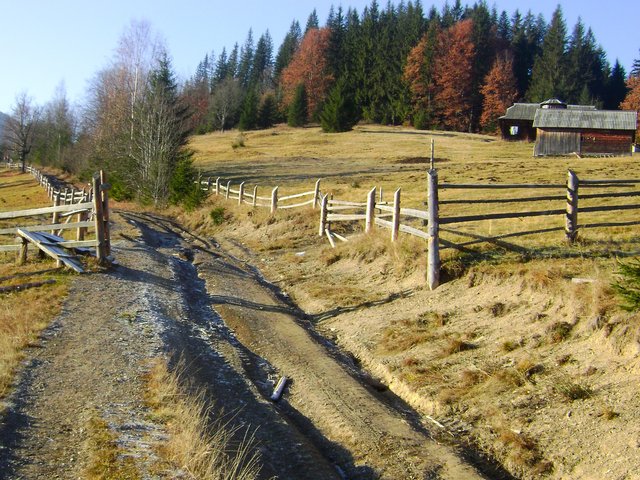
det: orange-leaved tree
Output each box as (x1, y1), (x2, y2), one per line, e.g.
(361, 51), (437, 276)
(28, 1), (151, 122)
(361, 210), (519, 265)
(280, 28), (333, 122)
(433, 19), (475, 132)
(480, 53), (519, 132)
(620, 76), (640, 138)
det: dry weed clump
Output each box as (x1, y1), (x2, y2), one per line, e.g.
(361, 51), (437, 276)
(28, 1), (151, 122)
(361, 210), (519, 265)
(546, 321), (574, 343)
(553, 377), (593, 402)
(144, 358), (261, 480)
(379, 313), (444, 353)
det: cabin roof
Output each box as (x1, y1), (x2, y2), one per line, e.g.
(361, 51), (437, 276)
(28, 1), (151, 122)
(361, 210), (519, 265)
(533, 109), (638, 131)
(500, 102), (596, 122)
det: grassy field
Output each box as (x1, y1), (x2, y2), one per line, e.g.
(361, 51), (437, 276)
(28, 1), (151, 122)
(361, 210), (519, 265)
(0, 168), (70, 405)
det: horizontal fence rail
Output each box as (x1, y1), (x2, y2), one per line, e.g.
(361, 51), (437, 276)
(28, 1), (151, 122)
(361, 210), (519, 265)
(317, 168), (640, 290)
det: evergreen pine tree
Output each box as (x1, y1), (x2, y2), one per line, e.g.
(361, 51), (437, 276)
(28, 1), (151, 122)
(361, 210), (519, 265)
(305, 9), (319, 32)
(320, 78), (359, 132)
(287, 84), (307, 127)
(250, 31), (274, 91)
(237, 30), (255, 88)
(227, 43), (239, 79)
(631, 50), (640, 78)
(258, 94), (277, 129)
(274, 20), (302, 80)
(604, 61), (628, 109)
(238, 88), (259, 130)
(526, 6), (569, 102)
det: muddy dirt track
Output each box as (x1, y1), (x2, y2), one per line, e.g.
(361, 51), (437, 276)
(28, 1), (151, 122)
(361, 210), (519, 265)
(0, 211), (507, 479)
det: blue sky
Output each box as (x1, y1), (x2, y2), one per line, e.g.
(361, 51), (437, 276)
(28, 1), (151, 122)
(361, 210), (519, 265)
(0, 0), (637, 113)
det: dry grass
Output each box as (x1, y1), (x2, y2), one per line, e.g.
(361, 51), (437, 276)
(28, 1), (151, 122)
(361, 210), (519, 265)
(84, 414), (142, 480)
(144, 358), (261, 480)
(0, 169), (71, 407)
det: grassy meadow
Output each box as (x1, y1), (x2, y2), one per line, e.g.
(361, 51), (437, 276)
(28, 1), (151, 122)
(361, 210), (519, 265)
(190, 124), (640, 259)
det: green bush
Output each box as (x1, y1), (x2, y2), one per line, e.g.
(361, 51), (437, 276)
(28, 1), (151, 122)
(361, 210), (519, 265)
(169, 157), (203, 211)
(210, 207), (226, 225)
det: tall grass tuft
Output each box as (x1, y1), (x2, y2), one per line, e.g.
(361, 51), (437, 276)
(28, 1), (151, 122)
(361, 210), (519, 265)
(144, 358), (261, 480)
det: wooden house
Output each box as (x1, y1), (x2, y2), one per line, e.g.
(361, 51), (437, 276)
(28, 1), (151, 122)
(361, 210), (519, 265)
(533, 109), (637, 157)
(499, 99), (596, 142)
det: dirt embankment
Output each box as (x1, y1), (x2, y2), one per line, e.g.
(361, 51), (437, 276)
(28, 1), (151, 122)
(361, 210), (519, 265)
(0, 211), (500, 479)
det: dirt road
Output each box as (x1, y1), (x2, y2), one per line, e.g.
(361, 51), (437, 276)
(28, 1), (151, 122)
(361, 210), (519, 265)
(0, 211), (496, 479)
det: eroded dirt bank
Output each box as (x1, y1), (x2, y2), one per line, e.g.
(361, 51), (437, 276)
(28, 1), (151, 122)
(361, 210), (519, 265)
(0, 211), (503, 479)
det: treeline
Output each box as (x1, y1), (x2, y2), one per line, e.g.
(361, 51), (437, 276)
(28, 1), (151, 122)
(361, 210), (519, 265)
(182, 0), (640, 134)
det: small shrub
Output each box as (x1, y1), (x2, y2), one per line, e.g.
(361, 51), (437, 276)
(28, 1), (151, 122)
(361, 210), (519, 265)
(547, 321), (573, 343)
(209, 207), (226, 225)
(501, 339), (521, 352)
(232, 133), (246, 149)
(441, 337), (476, 356)
(555, 379), (593, 401)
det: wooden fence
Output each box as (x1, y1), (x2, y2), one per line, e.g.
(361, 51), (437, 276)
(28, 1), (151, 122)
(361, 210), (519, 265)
(0, 164), (111, 267)
(200, 176), (322, 213)
(318, 168), (640, 290)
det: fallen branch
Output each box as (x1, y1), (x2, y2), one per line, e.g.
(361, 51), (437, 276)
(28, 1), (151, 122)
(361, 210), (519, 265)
(0, 279), (56, 293)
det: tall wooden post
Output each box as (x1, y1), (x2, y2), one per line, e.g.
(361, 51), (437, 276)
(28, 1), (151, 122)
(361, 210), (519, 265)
(215, 177), (220, 195)
(427, 169), (440, 290)
(365, 187), (376, 233)
(430, 139), (435, 170)
(391, 188), (401, 241)
(565, 170), (579, 244)
(207, 177), (212, 192)
(313, 179), (321, 208)
(92, 174), (106, 264)
(252, 186), (258, 207)
(319, 194), (328, 236)
(238, 181), (245, 206)
(379, 187), (384, 204)
(16, 237), (28, 265)
(225, 181), (231, 199)
(100, 170), (111, 257)
(271, 186), (279, 214)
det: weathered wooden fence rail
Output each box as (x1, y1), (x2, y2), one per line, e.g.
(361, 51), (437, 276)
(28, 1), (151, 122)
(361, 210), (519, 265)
(0, 165), (111, 269)
(318, 168), (640, 290)
(200, 176), (322, 213)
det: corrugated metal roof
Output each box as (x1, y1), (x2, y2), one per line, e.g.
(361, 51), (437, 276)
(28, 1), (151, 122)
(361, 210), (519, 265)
(500, 102), (597, 121)
(499, 103), (539, 121)
(533, 109), (638, 130)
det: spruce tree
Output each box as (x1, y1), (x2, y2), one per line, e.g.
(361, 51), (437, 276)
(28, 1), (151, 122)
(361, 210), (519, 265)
(526, 6), (569, 102)
(237, 29), (254, 88)
(305, 9), (319, 32)
(258, 94), (277, 129)
(631, 50), (640, 78)
(274, 20), (302, 80)
(320, 78), (359, 132)
(288, 84), (307, 127)
(238, 88), (259, 130)
(604, 61), (628, 109)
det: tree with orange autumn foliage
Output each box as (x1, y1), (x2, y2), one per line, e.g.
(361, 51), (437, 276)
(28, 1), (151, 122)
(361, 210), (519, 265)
(433, 19), (475, 132)
(281, 28), (334, 121)
(480, 53), (518, 132)
(620, 76), (640, 138)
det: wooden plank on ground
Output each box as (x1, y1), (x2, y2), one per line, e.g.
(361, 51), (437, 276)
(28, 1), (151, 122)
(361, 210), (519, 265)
(16, 229), (84, 273)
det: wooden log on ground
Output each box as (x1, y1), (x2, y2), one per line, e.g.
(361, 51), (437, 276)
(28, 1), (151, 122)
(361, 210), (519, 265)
(0, 279), (56, 294)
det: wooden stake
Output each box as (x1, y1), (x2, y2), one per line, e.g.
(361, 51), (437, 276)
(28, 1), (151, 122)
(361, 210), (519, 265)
(566, 170), (579, 244)
(365, 187), (376, 233)
(252, 185), (258, 207)
(427, 169), (440, 290)
(319, 194), (328, 236)
(92, 174), (106, 264)
(51, 193), (60, 235)
(313, 179), (321, 208)
(391, 188), (401, 241)
(238, 181), (245, 206)
(100, 170), (111, 257)
(271, 186), (279, 213)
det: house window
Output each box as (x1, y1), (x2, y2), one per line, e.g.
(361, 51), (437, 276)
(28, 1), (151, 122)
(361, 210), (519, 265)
(510, 126), (519, 136)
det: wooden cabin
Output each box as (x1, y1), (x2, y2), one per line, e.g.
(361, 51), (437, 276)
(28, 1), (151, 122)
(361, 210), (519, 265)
(533, 109), (637, 157)
(499, 99), (596, 142)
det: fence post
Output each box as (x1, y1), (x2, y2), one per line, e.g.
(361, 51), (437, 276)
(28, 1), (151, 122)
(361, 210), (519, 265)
(238, 181), (245, 206)
(365, 187), (376, 233)
(100, 170), (111, 257)
(92, 174), (107, 264)
(319, 194), (328, 236)
(16, 237), (28, 265)
(225, 181), (231, 199)
(51, 193), (60, 235)
(427, 168), (440, 290)
(313, 179), (321, 208)
(565, 170), (579, 244)
(379, 187), (384, 204)
(215, 177), (220, 195)
(207, 176), (212, 192)
(271, 186), (279, 213)
(252, 186), (258, 207)
(391, 188), (401, 241)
